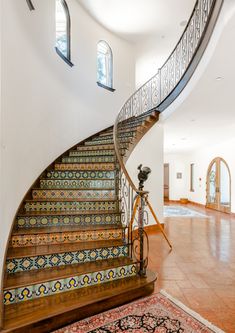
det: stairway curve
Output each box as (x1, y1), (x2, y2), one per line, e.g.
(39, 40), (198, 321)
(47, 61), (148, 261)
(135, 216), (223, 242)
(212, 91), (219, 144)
(2, 111), (159, 333)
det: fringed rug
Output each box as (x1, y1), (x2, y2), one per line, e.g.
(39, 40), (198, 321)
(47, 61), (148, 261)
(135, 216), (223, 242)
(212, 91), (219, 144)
(164, 205), (208, 218)
(53, 290), (224, 333)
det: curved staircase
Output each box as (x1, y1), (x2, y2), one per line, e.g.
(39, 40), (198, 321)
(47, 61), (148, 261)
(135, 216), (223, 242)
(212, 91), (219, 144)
(2, 111), (159, 333)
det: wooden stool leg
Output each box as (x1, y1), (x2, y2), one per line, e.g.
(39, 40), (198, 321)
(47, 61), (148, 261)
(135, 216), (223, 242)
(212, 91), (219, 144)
(145, 198), (172, 249)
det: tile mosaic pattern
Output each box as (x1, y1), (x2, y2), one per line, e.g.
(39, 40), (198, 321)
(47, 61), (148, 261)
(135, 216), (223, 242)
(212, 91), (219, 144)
(69, 150), (115, 157)
(45, 170), (115, 180)
(6, 245), (129, 273)
(11, 229), (123, 247)
(4, 264), (137, 305)
(76, 144), (115, 151)
(54, 163), (115, 171)
(16, 213), (121, 228)
(92, 132), (135, 141)
(24, 200), (118, 212)
(32, 189), (115, 200)
(62, 156), (115, 163)
(85, 137), (130, 146)
(39, 179), (115, 189)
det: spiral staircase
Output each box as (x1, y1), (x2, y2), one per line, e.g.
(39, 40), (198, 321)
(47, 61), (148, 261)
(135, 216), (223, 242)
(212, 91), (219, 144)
(0, 0), (223, 332)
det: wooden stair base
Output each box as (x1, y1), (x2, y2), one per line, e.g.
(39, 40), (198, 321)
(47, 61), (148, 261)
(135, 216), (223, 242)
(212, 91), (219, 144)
(2, 270), (157, 333)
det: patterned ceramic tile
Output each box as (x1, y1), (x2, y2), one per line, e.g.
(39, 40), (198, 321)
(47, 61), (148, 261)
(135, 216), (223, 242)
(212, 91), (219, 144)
(85, 137), (130, 146)
(45, 170), (116, 180)
(92, 132), (135, 141)
(62, 156), (115, 163)
(16, 213), (121, 228)
(76, 144), (115, 151)
(54, 163), (115, 171)
(32, 189), (115, 200)
(4, 264), (137, 304)
(6, 245), (129, 273)
(69, 150), (115, 157)
(24, 200), (118, 212)
(11, 229), (123, 247)
(39, 179), (115, 189)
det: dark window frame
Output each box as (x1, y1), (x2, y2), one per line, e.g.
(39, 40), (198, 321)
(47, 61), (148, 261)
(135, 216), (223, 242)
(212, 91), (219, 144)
(97, 40), (114, 92)
(55, 0), (74, 67)
(26, 0), (35, 10)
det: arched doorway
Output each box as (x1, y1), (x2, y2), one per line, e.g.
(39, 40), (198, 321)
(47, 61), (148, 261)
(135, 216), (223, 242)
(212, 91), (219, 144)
(206, 157), (231, 213)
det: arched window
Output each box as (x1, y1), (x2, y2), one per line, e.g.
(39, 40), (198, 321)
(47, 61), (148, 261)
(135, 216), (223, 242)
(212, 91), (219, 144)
(97, 41), (114, 91)
(55, 0), (73, 66)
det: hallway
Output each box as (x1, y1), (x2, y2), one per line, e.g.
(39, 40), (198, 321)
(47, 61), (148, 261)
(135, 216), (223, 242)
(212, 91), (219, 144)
(149, 204), (235, 333)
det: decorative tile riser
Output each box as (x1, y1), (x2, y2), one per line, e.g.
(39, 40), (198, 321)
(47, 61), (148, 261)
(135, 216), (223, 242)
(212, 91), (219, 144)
(62, 156), (115, 163)
(16, 214), (121, 228)
(100, 131), (137, 138)
(24, 201), (118, 212)
(11, 229), (123, 247)
(32, 189), (115, 200)
(54, 163), (115, 171)
(6, 245), (128, 273)
(4, 264), (137, 305)
(39, 179), (115, 189)
(85, 138), (130, 146)
(69, 150), (115, 157)
(45, 170), (115, 180)
(77, 144), (115, 151)
(92, 132), (135, 141)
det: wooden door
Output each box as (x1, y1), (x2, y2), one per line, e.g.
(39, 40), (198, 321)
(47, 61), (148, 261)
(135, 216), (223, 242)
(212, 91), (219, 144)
(164, 163), (169, 201)
(206, 157), (231, 213)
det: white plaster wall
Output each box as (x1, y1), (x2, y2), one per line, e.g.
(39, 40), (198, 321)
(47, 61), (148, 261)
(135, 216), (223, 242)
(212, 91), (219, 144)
(164, 138), (235, 213)
(0, 0), (135, 287)
(126, 124), (164, 225)
(164, 153), (188, 201)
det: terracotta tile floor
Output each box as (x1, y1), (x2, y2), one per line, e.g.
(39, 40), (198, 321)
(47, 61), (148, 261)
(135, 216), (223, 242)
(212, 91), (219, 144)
(148, 203), (235, 333)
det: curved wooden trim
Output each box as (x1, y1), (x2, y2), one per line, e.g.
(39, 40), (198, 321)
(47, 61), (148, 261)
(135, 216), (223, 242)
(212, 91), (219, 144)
(206, 157), (231, 213)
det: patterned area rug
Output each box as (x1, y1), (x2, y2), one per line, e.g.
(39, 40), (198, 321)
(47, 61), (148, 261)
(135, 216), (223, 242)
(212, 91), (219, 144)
(164, 205), (208, 218)
(54, 291), (224, 333)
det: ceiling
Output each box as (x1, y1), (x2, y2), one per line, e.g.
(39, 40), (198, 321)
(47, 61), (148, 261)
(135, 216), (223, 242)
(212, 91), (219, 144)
(77, 0), (195, 43)
(163, 2), (235, 154)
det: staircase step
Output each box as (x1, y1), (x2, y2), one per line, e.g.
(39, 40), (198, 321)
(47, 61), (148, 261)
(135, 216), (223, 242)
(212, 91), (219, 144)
(69, 149), (115, 157)
(77, 143), (129, 151)
(6, 241), (128, 273)
(32, 189), (115, 200)
(4, 258), (136, 305)
(11, 225), (123, 247)
(16, 212), (121, 228)
(62, 156), (115, 163)
(45, 170), (115, 180)
(93, 131), (135, 141)
(3, 271), (156, 333)
(84, 137), (131, 146)
(39, 179), (115, 189)
(54, 162), (115, 171)
(100, 127), (140, 137)
(24, 198), (118, 212)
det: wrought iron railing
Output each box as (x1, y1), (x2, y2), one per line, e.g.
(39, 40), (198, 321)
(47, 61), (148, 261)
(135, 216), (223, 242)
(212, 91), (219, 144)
(113, 0), (223, 275)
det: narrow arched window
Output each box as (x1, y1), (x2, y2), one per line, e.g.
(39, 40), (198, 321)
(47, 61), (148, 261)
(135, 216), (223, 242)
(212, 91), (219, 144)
(55, 0), (73, 66)
(97, 41), (114, 91)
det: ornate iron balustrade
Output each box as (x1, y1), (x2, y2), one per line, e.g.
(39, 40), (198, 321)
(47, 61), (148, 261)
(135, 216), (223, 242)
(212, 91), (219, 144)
(114, 0), (223, 274)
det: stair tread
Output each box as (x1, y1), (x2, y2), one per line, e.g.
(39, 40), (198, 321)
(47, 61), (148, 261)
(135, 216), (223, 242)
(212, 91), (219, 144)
(13, 224), (123, 235)
(4, 257), (133, 289)
(3, 271), (156, 332)
(32, 187), (115, 191)
(7, 240), (126, 258)
(24, 198), (118, 203)
(17, 210), (121, 217)
(40, 178), (115, 181)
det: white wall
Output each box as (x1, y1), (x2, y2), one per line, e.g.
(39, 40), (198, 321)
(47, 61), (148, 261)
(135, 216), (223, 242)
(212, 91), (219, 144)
(164, 153), (188, 201)
(164, 138), (235, 213)
(126, 123), (164, 225)
(0, 0), (135, 291)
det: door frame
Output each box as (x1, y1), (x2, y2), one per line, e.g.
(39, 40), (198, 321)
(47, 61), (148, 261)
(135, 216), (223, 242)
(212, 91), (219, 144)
(206, 157), (231, 213)
(164, 163), (170, 201)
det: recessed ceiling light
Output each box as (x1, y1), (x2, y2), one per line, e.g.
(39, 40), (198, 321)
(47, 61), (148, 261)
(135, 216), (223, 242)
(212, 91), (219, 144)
(181, 138), (187, 141)
(216, 76), (223, 81)
(161, 35), (165, 39)
(190, 119), (196, 122)
(172, 143), (176, 146)
(180, 20), (187, 27)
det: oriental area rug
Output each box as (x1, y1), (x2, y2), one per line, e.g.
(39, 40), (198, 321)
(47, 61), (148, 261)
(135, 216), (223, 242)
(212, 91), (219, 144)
(53, 290), (224, 333)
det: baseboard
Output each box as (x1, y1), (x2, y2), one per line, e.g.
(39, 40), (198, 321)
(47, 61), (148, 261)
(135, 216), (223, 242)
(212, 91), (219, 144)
(166, 200), (206, 209)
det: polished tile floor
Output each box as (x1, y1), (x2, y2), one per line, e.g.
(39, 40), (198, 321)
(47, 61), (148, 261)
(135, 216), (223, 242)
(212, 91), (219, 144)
(149, 204), (235, 333)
